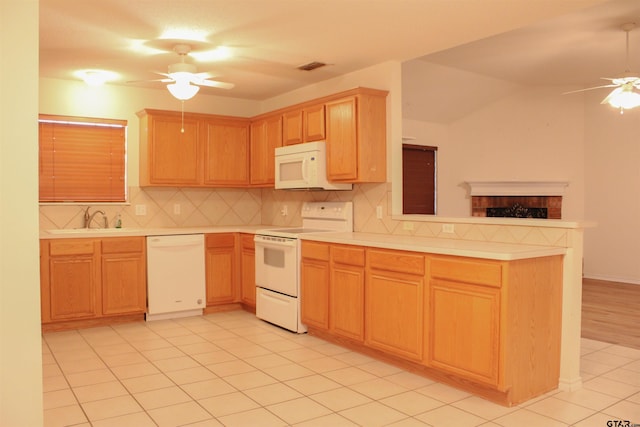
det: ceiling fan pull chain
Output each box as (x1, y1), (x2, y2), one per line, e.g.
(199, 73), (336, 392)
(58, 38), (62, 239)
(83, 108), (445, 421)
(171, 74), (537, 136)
(181, 101), (185, 133)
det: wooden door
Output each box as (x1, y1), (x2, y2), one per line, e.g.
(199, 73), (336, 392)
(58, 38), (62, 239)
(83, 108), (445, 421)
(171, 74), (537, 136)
(101, 237), (146, 315)
(147, 113), (201, 185)
(282, 109), (303, 145)
(47, 239), (100, 320)
(325, 97), (358, 181)
(301, 241), (330, 330)
(205, 233), (237, 305)
(403, 144), (436, 214)
(428, 279), (501, 385)
(250, 115), (282, 185)
(303, 104), (325, 142)
(239, 234), (256, 307)
(203, 119), (250, 186)
(365, 249), (425, 362)
(330, 245), (365, 341)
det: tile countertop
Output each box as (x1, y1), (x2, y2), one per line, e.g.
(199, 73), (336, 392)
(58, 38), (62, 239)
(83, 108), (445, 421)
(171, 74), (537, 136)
(300, 231), (567, 261)
(39, 225), (268, 239)
(41, 227), (566, 261)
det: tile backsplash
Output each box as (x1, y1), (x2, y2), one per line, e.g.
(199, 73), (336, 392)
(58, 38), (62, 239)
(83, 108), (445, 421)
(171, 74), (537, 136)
(40, 182), (569, 248)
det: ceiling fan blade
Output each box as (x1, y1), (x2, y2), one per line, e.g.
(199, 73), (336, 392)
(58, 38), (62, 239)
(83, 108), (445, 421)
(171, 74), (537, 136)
(563, 84), (619, 95)
(600, 87), (624, 105)
(193, 78), (235, 89)
(127, 78), (172, 84)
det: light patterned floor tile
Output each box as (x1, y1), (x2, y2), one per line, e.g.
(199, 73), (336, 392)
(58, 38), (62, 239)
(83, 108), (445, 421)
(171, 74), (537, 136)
(152, 355), (201, 372)
(553, 387), (622, 411)
(121, 373), (174, 394)
(205, 359), (256, 377)
(525, 396), (596, 424)
(583, 376), (640, 399)
(222, 370), (279, 390)
(416, 405), (487, 427)
(73, 380), (129, 403)
(381, 390), (445, 416)
(218, 407), (288, 427)
(292, 412), (359, 426)
(43, 389), (78, 410)
(309, 387), (372, 411)
(263, 363), (316, 381)
(198, 391), (260, 417)
(111, 362), (161, 380)
(181, 378), (237, 400)
(147, 401), (213, 427)
(322, 366), (378, 386)
(602, 399), (640, 421)
(493, 408), (568, 427)
(267, 396), (333, 425)
(339, 401), (408, 427)
(285, 374), (342, 395)
(243, 382), (303, 406)
(91, 411), (157, 427)
(165, 366), (217, 385)
(134, 385), (192, 410)
(349, 377), (408, 400)
(43, 404), (87, 427)
(81, 395), (143, 421)
(416, 382), (471, 403)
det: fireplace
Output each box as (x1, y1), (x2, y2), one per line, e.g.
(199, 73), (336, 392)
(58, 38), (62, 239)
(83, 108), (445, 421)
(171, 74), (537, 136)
(466, 181), (568, 220)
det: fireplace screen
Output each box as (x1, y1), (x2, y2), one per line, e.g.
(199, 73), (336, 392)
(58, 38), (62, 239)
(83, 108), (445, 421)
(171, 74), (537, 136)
(486, 203), (548, 219)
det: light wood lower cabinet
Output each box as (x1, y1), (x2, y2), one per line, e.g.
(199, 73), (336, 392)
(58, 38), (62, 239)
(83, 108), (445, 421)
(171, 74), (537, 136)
(40, 237), (146, 325)
(300, 241), (563, 406)
(301, 241), (330, 330)
(205, 233), (238, 306)
(330, 244), (365, 342)
(239, 233), (256, 308)
(101, 237), (146, 316)
(365, 249), (425, 362)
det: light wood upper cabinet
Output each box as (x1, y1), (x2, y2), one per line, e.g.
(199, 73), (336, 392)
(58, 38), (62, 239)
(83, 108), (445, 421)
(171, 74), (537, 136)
(138, 109), (250, 188)
(139, 111), (201, 186)
(282, 104), (325, 146)
(239, 233), (256, 308)
(250, 114), (282, 186)
(203, 118), (250, 186)
(205, 233), (238, 306)
(101, 237), (146, 316)
(325, 90), (387, 183)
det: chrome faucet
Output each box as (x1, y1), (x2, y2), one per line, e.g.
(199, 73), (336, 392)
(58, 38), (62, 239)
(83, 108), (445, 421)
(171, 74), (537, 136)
(84, 207), (108, 229)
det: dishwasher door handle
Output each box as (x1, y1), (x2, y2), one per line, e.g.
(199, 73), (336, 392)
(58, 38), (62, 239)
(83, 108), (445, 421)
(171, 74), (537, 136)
(147, 235), (203, 248)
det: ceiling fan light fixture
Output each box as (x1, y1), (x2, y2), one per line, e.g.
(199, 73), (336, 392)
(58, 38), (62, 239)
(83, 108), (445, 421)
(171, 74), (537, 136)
(167, 82), (200, 100)
(603, 82), (640, 112)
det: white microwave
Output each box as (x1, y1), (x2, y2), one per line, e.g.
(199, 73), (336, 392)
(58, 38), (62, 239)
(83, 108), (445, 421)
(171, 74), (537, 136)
(274, 141), (352, 190)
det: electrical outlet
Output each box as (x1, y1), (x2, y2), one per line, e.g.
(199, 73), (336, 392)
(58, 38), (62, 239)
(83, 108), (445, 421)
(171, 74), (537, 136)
(173, 204), (181, 215)
(135, 204), (146, 216)
(403, 221), (414, 231)
(281, 205), (288, 216)
(376, 205), (383, 219)
(442, 223), (455, 233)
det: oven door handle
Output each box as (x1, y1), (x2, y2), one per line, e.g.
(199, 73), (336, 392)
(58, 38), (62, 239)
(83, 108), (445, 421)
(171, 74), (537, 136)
(254, 239), (298, 249)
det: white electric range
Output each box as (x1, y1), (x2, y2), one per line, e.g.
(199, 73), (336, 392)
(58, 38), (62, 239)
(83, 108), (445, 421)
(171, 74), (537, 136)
(254, 201), (353, 333)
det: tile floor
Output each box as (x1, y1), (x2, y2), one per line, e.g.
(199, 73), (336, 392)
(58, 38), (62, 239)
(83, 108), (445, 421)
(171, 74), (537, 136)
(42, 310), (640, 427)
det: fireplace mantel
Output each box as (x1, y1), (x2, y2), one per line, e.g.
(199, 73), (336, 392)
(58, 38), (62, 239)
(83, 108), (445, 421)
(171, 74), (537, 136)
(466, 181), (569, 196)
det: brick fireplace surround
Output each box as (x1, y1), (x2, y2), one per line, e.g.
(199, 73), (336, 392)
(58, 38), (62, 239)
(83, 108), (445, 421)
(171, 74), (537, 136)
(466, 181), (568, 219)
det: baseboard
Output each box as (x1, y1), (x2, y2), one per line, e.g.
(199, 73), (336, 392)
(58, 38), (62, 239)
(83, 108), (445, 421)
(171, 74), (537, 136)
(583, 274), (640, 285)
(558, 376), (583, 391)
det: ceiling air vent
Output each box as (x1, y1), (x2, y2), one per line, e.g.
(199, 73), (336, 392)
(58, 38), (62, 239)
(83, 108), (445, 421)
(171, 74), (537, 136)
(297, 61), (327, 71)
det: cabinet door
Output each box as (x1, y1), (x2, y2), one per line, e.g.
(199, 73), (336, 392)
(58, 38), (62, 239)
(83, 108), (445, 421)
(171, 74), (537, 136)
(282, 109), (303, 146)
(101, 237), (146, 315)
(204, 119), (250, 186)
(47, 239), (100, 320)
(304, 104), (325, 142)
(239, 234), (256, 307)
(428, 279), (500, 386)
(250, 115), (282, 185)
(301, 241), (330, 330)
(146, 113), (201, 185)
(330, 245), (365, 341)
(205, 234), (238, 305)
(325, 97), (358, 181)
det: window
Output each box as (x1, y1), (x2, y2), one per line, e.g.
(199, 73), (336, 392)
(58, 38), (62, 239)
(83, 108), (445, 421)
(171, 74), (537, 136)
(39, 115), (127, 203)
(402, 144), (437, 214)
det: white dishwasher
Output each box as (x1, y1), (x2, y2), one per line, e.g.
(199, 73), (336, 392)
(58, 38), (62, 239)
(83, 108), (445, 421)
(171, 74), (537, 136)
(146, 234), (206, 321)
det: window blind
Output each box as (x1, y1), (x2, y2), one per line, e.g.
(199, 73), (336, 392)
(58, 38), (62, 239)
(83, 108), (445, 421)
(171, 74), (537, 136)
(39, 115), (127, 202)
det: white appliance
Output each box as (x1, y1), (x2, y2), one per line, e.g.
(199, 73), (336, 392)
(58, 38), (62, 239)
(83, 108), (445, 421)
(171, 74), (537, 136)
(146, 234), (206, 321)
(275, 141), (352, 191)
(254, 201), (353, 332)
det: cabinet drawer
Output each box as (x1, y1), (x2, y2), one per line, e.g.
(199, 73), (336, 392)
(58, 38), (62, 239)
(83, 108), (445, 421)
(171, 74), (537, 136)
(367, 249), (425, 275)
(301, 241), (329, 261)
(102, 237), (144, 254)
(429, 257), (502, 287)
(49, 239), (96, 256)
(206, 233), (236, 248)
(331, 245), (364, 267)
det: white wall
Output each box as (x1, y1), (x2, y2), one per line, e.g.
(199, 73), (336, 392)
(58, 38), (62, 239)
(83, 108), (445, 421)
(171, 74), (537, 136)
(1, 1), (43, 426)
(583, 89), (640, 283)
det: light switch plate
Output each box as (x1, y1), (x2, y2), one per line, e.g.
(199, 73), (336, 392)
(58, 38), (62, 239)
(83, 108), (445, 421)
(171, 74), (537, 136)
(135, 204), (146, 216)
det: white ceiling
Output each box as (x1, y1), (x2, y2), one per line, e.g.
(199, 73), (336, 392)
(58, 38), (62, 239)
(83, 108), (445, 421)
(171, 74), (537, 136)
(40, 0), (633, 101)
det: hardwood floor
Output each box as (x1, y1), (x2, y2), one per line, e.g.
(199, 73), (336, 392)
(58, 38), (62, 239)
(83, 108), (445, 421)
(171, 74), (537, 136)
(581, 278), (640, 349)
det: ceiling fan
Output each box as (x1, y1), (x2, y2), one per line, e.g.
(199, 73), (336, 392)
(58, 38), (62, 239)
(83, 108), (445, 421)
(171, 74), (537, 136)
(565, 23), (640, 113)
(150, 43), (235, 101)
